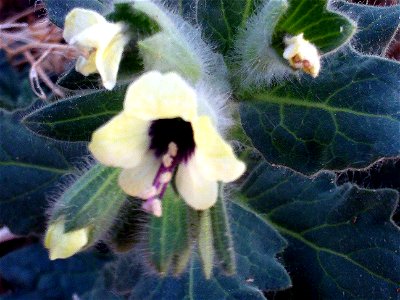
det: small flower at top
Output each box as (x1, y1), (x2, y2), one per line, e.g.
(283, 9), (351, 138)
(89, 71), (246, 217)
(44, 219), (89, 260)
(283, 33), (321, 78)
(63, 8), (129, 90)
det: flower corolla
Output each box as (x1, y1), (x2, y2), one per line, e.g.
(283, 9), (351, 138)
(89, 71), (245, 216)
(63, 8), (129, 90)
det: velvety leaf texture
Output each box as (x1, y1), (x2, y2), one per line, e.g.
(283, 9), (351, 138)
(44, 0), (113, 28)
(0, 111), (87, 234)
(240, 46), (400, 174)
(227, 201), (291, 292)
(84, 201), (290, 299)
(166, 0), (263, 54)
(239, 161), (400, 299)
(332, 1), (400, 56)
(0, 244), (111, 300)
(23, 84), (128, 142)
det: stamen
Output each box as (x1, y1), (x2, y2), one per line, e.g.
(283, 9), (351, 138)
(162, 154), (173, 168)
(159, 172), (173, 184)
(168, 142), (178, 157)
(142, 143), (180, 217)
(142, 198), (162, 217)
(140, 186), (158, 200)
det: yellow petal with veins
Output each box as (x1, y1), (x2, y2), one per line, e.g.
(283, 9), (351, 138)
(89, 113), (150, 168)
(118, 152), (160, 198)
(69, 22), (124, 50)
(44, 219), (89, 260)
(96, 32), (130, 90)
(175, 159), (218, 210)
(192, 116), (246, 182)
(123, 71), (197, 122)
(63, 8), (106, 43)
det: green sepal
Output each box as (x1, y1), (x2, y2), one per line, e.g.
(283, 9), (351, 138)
(108, 197), (148, 252)
(50, 164), (127, 246)
(210, 192), (236, 275)
(138, 32), (202, 84)
(148, 187), (191, 274)
(198, 209), (214, 279)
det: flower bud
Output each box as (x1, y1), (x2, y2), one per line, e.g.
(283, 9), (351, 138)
(283, 33), (320, 78)
(44, 219), (89, 260)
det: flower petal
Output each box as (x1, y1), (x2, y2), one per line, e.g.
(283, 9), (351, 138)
(63, 8), (106, 44)
(118, 152), (160, 198)
(68, 22), (124, 50)
(44, 219), (89, 260)
(176, 159), (218, 210)
(96, 33), (129, 90)
(89, 113), (150, 168)
(192, 116), (246, 182)
(123, 71), (197, 121)
(75, 52), (97, 76)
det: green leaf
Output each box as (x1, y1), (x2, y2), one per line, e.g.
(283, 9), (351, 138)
(56, 69), (102, 91)
(0, 51), (37, 110)
(332, 1), (400, 56)
(148, 187), (191, 274)
(0, 243), (111, 299)
(44, 0), (113, 28)
(23, 84), (128, 141)
(228, 200), (291, 291)
(197, 0), (264, 54)
(239, 160), (400, 299)
(51, 164), (127, 245)
(166, 0), (264, 54)
(240, 47), (400, 174)
(88, 251), (266, 300)
(272, 0), (355, 53)
(0, 111), (87, 234)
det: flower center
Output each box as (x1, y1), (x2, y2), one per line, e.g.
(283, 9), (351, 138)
(148, 118), (195, 162)
(143, 118), (196, 217)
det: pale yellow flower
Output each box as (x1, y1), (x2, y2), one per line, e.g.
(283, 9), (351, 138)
(44, 219), (89, 260)
(283, 33), (320, 78)
(63, 8), (129, 90)
(89, 71), (245, 216)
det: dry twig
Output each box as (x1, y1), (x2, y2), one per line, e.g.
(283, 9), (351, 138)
(0, 3), (79, 99)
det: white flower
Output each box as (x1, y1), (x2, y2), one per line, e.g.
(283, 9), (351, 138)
(44, 219), (89, 260)
(63, 8), (129, 90)
(89, 71), (245, 216)
(283, 33), (320, 78)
